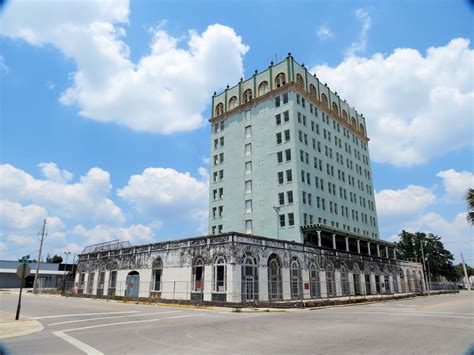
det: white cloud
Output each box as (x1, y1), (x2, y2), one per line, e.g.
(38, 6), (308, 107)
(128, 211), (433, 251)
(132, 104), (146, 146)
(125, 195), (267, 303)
(0, 1), (249, 134)
(0, 163), (124, 224)
(313, 38), (474, 166)
(346, 8), (371, 57)
(317, 25), (333, 40)
(436, 169), (474, 203)
(0, 55), (8, 73)
(39, 162), (73, 183)
(117, 167), (208, 227)
(0, 242), (7, 253)
(376, 185), (436, 217)
(72, 224), (155, 247)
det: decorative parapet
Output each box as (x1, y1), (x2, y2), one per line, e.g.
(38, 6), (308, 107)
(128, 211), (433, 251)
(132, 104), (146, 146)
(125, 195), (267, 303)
(210, 53), (369, 142)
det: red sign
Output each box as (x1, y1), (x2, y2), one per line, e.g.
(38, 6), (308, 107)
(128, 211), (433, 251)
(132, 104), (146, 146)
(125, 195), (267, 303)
(304, 282), (310, 290)
(130, 281), (134, 289)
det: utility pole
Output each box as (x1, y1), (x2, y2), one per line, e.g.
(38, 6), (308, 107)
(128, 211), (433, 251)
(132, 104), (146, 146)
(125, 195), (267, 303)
(461, 253), (471, 291)
(420, 238), (430, 295)
(32, 219), (47, 294)
(273, 206), (280, 240)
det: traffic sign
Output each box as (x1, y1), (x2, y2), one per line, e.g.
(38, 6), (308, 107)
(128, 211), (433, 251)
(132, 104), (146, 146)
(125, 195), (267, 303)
(16, 264), (31, 279)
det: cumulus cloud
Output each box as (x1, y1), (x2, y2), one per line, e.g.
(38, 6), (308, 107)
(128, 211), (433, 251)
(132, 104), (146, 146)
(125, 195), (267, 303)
(346, 8), (371, 57)
(376, 185), (436, 217)
(436, 169), (474, 203)
(317, 25), (333, 40)
(313, 38), (474, 166)
(117, 167), (208, 227)
(0, 0), (249, 134)
(0, 163), (124, 224)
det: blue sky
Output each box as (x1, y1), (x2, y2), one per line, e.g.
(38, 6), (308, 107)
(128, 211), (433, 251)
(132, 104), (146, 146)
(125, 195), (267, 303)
(0, 0), (473, 264)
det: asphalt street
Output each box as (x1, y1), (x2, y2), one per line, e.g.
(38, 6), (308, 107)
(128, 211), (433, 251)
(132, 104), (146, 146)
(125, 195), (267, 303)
(1, 291), (473, 354)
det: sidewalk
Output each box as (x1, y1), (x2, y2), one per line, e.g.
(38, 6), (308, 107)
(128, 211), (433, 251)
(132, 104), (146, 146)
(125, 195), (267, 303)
(0, 313), (44, 339)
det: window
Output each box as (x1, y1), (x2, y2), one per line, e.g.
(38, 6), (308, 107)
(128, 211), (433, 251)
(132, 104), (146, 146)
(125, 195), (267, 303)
(288, 213), (295, 226)
(283, 110), (289, 122)
(245, 143), (252, 155)
(152, 258), (162, 292)
(277, 151), (283, 163)
(276, 132), (282, 144)
(228, 96), (238, 109)
(215, 103), (224, 116)
(219, 187), (223, 198)
(290, 258), (302, 299)
(108, 271), (117, 296)
(219, 170), (224, 180)
(287, 191), (294, 204)
(243, 89), (253, 103)
(245, 161), (252, 175)
(277, 171), (284, 184)
(275, 96), (281, 107)
(245, 125), (252, 138)
(275, 73), (286, 87)
(220, 137), (224, 147)
(284, 129), (290, 142)
(218, 206), (223, 217)
(258, 81), (269, 96)
(279, 214), (286, 227)
(213, 256), (226, 292)
(214, 139), (218, 150)
(268, 255), (282, 300)
(245, 220), (253, 234)
(286, 169), (292, 182)
(285, 149), (291, 161)
(278, 192), (285, 205)
(87, 272), (94, 294)
(218, 224), (223, 233)
(282, 93), (288, 104)
(245, 200), (252, 213)
(245, 180), (252, 194)
(219, 153), (224, 164)
(275, 114), (281, 125)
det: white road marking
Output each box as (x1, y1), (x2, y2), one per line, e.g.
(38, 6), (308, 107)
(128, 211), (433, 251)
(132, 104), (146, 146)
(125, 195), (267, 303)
(355, 307), (472, 316)
(53, 331), (104, 355)
(32, 311), (139, 319)
(52, 314), (205, 354)
(329, 310), (473, 319)
(64, 313), (206, 332)
(49, 311), (181, 326)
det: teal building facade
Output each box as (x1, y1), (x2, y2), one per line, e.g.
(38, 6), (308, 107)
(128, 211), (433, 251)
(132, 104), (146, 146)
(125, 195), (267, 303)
(209, 54), (380, 244)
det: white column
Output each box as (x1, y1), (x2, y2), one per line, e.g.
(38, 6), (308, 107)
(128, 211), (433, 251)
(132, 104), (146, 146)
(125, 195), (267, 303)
(317, 231), (322, 247)
(226, 264), (241, 303)
(335, 270), (342, 296)
(302, 269), (310, 299)
(376, 244), (380, 257)
(357, 240), (361, 254)
(393, 249), (397, 260)
(345, 237), (349, 252)
(319, 271), (327, 297)
(332, 233), (336, 250)
(367, 242), (371, 256)
(385, 246), (389, 258)
(203, 265), (213, 301)
(348, 272), (355, 295)
(259, 265), (269, 301)
(370, 273), (376, 294)
(281, 268), (291, 300)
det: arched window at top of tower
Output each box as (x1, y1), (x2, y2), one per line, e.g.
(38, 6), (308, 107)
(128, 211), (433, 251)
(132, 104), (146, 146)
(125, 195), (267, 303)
(258, 81), (269, 96)
(321, 93), (328, 109)
(332, 102), (339, 116)
(309, 84), (317, 99)
(275, 73), (286, 88)
(351, 117), (357, 128)
(215, 103), (224, 116)
(342, 110), (348, 122)
(228, 96), (238, 110)
(243, 89), (253, 103)
(359, 123), (366, 136)
(296, 73), (304, 88)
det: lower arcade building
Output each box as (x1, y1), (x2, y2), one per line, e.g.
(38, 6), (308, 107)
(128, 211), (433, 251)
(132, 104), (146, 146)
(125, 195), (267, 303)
(75, 228), (425, 303)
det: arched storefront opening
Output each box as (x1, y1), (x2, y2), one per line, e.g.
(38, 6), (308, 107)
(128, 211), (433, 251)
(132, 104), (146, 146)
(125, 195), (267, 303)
(340, 265), (349, 296)
(326, 262), (336, 298)
(290, 257), (302, 300)
(309, 262), (320, 299)
(268, 254), (282, 301)
(241, 254), (258, 302)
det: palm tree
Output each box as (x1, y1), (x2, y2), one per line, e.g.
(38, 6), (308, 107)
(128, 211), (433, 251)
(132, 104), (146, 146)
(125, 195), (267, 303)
(466, 188), (474, 226)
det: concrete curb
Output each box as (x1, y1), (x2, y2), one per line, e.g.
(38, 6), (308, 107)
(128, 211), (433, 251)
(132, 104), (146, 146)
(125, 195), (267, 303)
(0, 314), (44, 339)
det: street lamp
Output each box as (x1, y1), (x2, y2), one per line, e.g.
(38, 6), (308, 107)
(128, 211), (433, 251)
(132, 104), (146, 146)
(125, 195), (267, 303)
(63, 251), (71, 293)
(273, 206), (281, 240)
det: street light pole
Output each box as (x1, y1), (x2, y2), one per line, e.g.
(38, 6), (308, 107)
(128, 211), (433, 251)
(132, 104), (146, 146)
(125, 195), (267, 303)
(273, 206), (281, 240)
(420, 238), (430, 296)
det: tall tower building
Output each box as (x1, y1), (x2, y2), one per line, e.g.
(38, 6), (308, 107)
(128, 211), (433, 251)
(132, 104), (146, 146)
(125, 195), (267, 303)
(208, 54), (380, 244)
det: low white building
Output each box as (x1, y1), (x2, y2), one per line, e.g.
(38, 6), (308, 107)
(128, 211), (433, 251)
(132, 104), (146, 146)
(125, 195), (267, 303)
(75, 231), (425, 303)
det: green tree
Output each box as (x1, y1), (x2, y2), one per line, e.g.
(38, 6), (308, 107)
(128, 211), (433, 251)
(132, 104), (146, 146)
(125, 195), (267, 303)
(46, 254), (63, 263)
(396, 231), (457, 281)
(466, 188), (474, 226)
